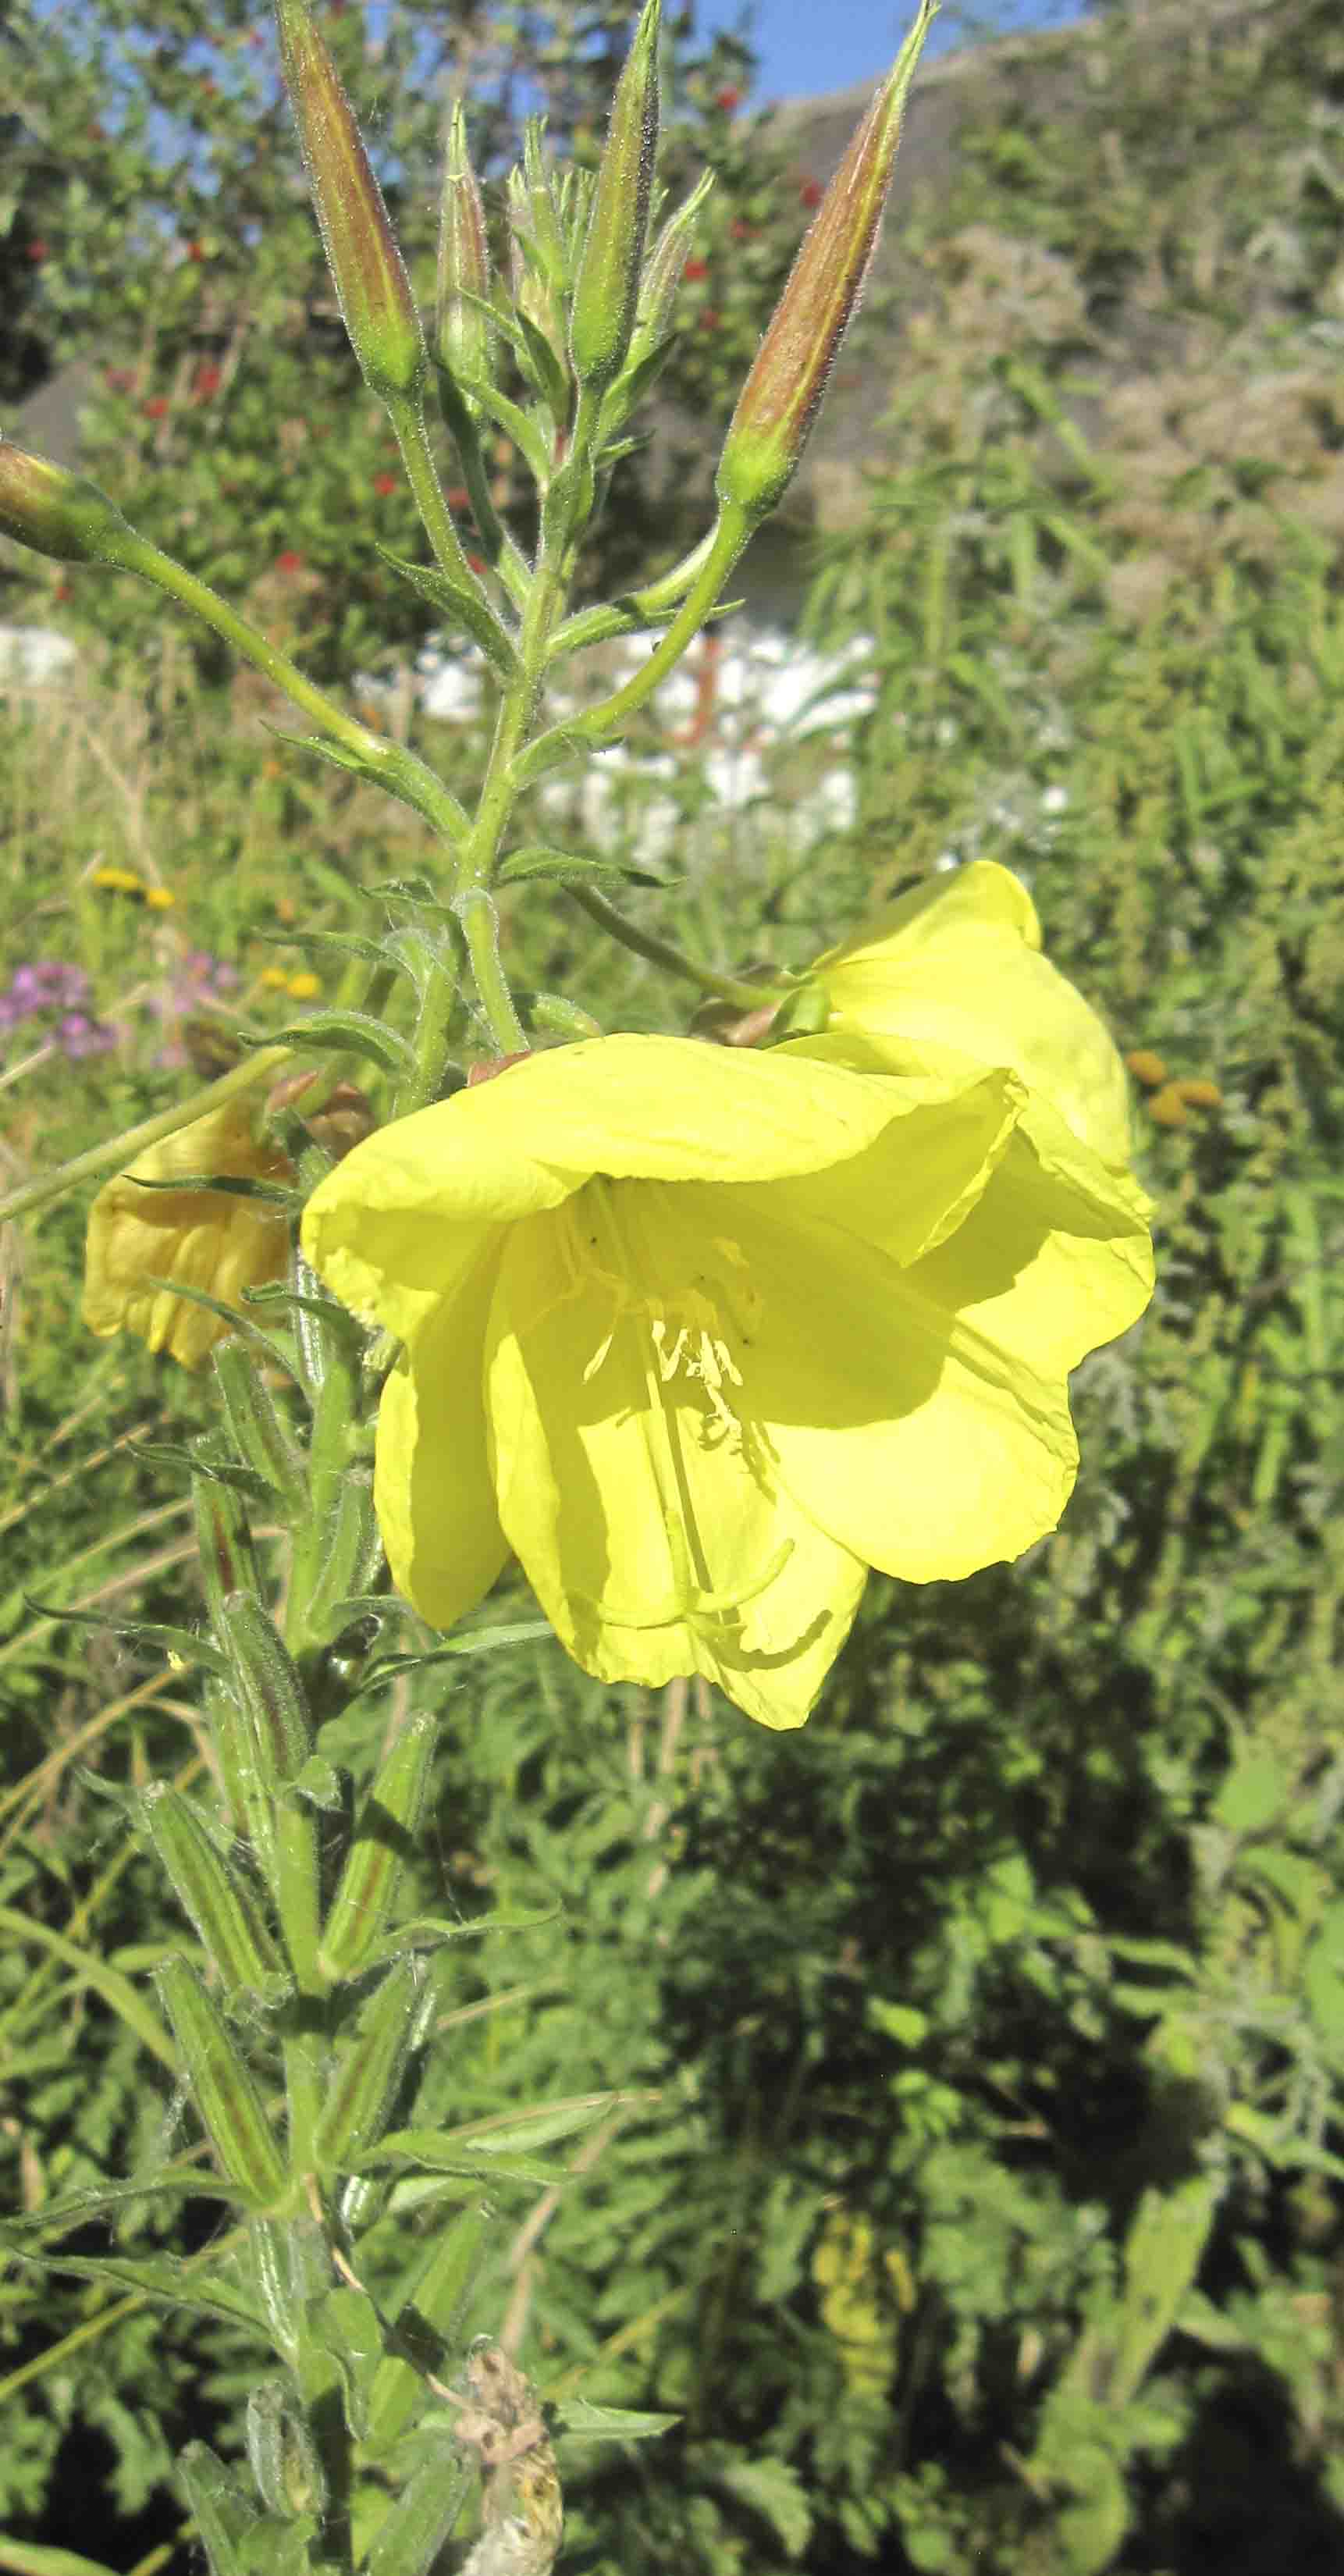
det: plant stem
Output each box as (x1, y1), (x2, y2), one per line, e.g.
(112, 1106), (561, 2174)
(0, 1047), (294, 1225)
(567, 884), (797, 1012)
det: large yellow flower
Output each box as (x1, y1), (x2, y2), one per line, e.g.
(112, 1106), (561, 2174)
(302, 1019), (1151, 1729)
(84, 1101), (293, 1369)
(797, 859), (1134, 1170)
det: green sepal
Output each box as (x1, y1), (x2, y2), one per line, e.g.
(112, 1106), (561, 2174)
(247, 2379), (326, 2519)
(131, 1279), (297, 1381)
(307, 2282), (384, 2441)
(125, 1170), (297, 1208)
(384, 2099), (613, 2164)
(247, 1008), (413, 1076)
(497, 843), (667, 890)
(144, 1782), (279, 1993)
(293, 1755), (346, 1814)
(556, 2400), (681, 2439)
(453, 378), (553, 489)
(315, 1957), (428, 2173)
(257, 927), (390, 969)
(372, 543), (519, 681)
(367, 2200), (494, 2449)
(515, 304), (572, 427)
(137, 1441), (273, 1503)
(178, 2441), (262, 2576)
(360, 2446), (471, 2576)
(304, 1469), (382, 1643)
(20, 1598), (228, 1678)
(596, 329), (680, 438)
(0, 2172), (237, 2250)
(320, 1711), (437, 1982)
(765, 976), (830, 1041)
(359, 1619), (553, 1686)
(156, 1957), (289, 2206)
(219, 1593), (312, 1792)
(20, 2248), (270, 2335)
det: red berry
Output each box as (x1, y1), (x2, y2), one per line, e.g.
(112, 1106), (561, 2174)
(192, 362), (222, 398)
(798, 178), (824, 209)
(683, 258), (709, 283)
(27, 239), (48, 262)
(276, 550), (304, 575)
(373, 471), (398, 496)
(716, 86), (742, 112)
(143, 396), (170, 418)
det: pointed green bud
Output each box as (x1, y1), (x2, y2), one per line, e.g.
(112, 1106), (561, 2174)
(144, 1784), (279, 1994)
(157, 1956), (287, 2205)
(570, 0), (661, 391)
(631, 167), (714, 361)
(247, 2382), (326, 2519)
(367, 2200), (493, 2447)
(319, 1711), (437, 1982)
(716, 0), (934, 525)
(436, 105), (492, 390)
(276, 0), (425, 404)
(0, 440), (133, 564)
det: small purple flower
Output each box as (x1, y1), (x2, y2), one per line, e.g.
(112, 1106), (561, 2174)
(59, 1012), (118, 1059)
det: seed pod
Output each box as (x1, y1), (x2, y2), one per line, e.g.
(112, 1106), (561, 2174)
(219, 1592), (311, 1791)
(320, 1711), (437, 1981)
(570, 0), (661, 392)
(314, 1956), (427, 2172)
(214, 1340), (305, 1515)
(276, 0), (425, 404)
(144, 1784), (278, 1994)
(157, 1956), (287, 2205)
(247, 2379), (325, 2519)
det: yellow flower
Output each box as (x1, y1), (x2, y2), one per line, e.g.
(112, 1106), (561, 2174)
(144, 884), (176, 911)
(90, 865), (145, 895)
(286, 970), (320, 1002)
(800, 861), (1135, 1172)
(302, 1028), (1151, 1728)
(84, 1101), (293, 1369)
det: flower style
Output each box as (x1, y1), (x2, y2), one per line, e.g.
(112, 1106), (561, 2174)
(302, 1016), (1151, 1729)
(84, 1100), (293, 1369)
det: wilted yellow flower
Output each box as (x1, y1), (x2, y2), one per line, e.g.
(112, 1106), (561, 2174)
(84, 1100), (293, 1369)
(303, 1026), (1150, 1728)
(799, 861), (1135, 1172)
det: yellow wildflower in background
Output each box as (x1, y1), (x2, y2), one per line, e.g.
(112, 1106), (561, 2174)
(303, 1027), (1151, 1728)
(84, 1100), (293, 1368)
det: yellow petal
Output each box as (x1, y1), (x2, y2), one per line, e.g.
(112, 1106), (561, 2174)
(806, 859), (1134, 1170)
(374, 1259), (510, 1631)
(485, 1190), (866, 1727)
(301, 1033), (934, 1344)
(83, 1101), (292, 1370)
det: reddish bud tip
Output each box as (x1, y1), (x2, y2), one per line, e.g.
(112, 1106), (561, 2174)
(716, 1), (934, 526)
(276, 0), (425, 405)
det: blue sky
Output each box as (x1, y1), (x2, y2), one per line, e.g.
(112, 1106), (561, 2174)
(699, 0), (1086, 105)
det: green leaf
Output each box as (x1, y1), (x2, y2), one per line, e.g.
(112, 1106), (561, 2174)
(21, 2251), (269, 2333)
(0, 1905), (176, 2066)
(557, 2400), (680, 2441)
(710, 2456), (812, 2559)
(252, 1009), (413, 1075)
(498, 843), (668, 891)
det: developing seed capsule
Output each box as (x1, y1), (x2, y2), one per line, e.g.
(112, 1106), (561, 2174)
(716, 0), (934, 525)
(570, 0), (661, 391)
(276, 0), (425, 403)
(157, 1956), (287, 2205)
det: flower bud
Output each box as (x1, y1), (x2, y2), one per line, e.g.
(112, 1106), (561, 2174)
(82, 1099), (293, 1371)
(276, 0), (425, 404)
(716, 0), (933, 525)
(157, 1956), (288, 2205)
(570, 0), (661, 391)
(0, 440), (133, 564)
(628, 167), (715, 365)
(436, 103), (492, 390)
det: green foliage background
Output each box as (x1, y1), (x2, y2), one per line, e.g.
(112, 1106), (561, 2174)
(2, 3), (1343, 2573)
